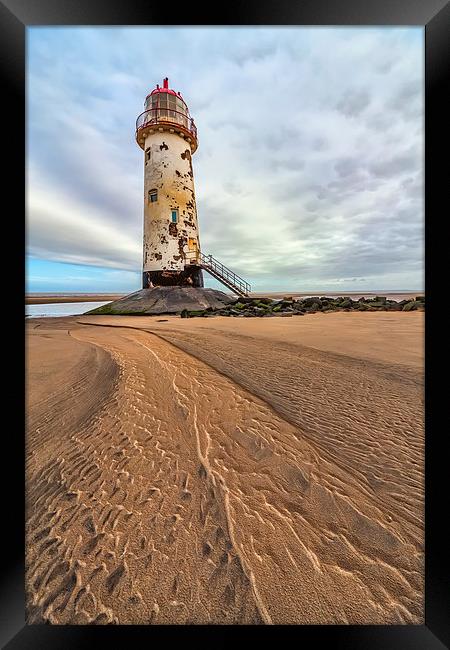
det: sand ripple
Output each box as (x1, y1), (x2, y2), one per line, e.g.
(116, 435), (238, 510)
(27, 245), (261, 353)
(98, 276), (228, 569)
(25, 316), (423, 624)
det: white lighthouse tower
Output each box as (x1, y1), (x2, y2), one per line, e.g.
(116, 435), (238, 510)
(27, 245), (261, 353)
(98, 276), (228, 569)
(88, 77), (251, 315)
(136, 77), (204, 289)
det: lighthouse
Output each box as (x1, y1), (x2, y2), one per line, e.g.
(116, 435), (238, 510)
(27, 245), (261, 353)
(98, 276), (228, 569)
(136, 77), (204, 289)
(87, 78), (250, 316)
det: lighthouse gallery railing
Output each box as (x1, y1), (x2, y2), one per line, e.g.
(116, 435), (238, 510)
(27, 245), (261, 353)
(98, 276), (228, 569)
(136, 108), (197, 140)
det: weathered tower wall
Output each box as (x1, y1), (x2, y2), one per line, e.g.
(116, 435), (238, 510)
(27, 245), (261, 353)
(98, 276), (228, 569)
(142, 131), (203, 288)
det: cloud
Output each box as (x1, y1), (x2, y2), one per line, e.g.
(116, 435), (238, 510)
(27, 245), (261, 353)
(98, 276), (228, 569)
(27, 26), (424, 291)
(27, 170), (141, 269)
(336, 89), (370, 117)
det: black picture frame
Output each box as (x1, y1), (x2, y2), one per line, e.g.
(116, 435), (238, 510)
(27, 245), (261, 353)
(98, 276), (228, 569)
(2, 1), (448, 647)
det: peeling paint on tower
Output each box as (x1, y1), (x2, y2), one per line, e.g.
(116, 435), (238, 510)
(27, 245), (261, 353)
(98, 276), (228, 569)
(135, 77), (203, 288)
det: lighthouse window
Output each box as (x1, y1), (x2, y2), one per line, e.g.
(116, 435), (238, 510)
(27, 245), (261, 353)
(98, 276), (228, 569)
(149, 189), (158, 203)
(145, 148), (151, 163)
(171, 210), (179, 223)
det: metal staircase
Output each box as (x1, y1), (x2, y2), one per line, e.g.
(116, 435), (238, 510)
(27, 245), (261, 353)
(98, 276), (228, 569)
(200, 252), (251, 297)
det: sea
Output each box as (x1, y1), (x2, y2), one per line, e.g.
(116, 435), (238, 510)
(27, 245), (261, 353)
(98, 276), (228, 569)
(25, 302), (111, 318)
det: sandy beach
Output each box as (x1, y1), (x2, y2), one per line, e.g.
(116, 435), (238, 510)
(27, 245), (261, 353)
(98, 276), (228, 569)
(26, 311), (424, 624)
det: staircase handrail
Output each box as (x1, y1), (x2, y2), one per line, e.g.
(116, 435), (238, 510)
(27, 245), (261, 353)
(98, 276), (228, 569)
(200, 252), (251, 294)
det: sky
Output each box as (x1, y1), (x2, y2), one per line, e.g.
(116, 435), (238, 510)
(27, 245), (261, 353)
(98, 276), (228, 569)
(27, 27), (424, 293)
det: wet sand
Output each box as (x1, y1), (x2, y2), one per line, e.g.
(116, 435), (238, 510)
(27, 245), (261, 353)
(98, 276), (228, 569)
(26, 312), (424, 624)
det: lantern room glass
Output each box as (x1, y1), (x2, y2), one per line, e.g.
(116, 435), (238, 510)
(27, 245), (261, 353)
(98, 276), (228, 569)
(142, 93), (191, 131)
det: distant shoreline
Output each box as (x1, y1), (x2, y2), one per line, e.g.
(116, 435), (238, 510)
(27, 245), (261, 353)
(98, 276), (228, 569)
(26, 294), (125, 305)
(26, 290), (423, 305)
(248, 291), (423, 301)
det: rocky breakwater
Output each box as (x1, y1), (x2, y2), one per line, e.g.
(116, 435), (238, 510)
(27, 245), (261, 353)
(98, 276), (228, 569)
(180, 295), (425, 318)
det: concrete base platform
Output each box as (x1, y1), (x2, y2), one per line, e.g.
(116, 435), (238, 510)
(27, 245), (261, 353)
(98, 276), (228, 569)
(85, 286), (235, 316)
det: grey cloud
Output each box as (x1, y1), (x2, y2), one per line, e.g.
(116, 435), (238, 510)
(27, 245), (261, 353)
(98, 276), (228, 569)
(223, 180), (244, 195)
(376, 60), (394, 75)
(264, 125), (305, 150)
(305, 199), (321, 213)
(312, 137), (329, 151)
(336, 89), (370, 118)
(367, 113), (395, 132)
(334, 157), (360, 178)
(272, 158), (305, 171)
(28, 216), (140, 270)
(387, 80), (421, 111)
(368, 152), (418, 178)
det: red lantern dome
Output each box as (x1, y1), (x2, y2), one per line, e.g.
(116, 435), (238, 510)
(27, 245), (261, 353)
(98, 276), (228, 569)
(145, 77), (188, 107)
(136, 77), (197, 153)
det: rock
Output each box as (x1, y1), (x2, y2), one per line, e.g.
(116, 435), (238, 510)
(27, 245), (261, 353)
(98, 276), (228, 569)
(233, 297), (254, 305)
(86, 286), (234, 316)
(126, 289), (423, 319)
(301, 297), (321, 307)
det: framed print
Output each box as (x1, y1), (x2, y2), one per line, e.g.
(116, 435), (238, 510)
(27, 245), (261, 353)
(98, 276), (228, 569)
(1, 0), (448, 647)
